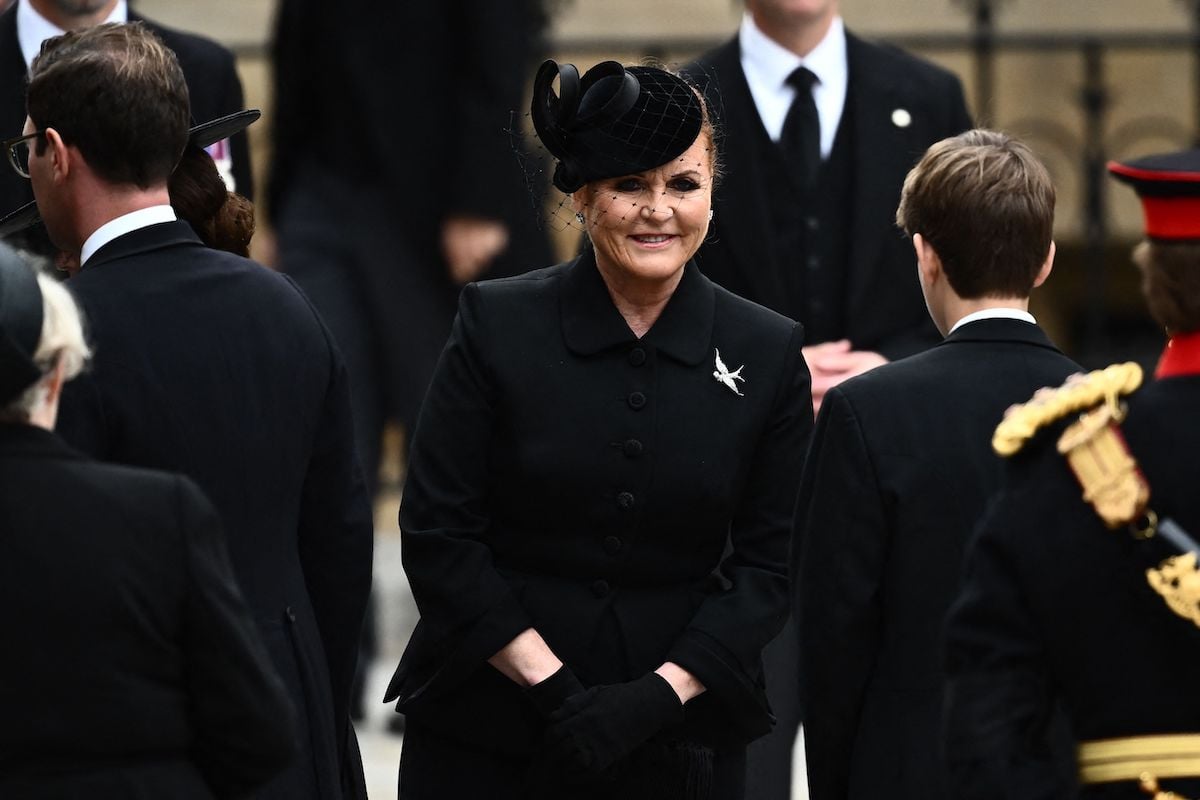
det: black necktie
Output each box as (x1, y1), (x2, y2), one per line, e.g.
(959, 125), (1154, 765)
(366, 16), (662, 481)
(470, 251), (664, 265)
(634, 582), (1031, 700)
(780, 66), (820, 187)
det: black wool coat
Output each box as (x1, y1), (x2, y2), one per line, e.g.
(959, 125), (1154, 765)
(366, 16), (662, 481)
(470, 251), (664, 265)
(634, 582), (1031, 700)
(0, 5), (253, 218)
(946, 374), (1200, 800)
(0, 423), (294, 799)
(793, 319), (1079, 800)
(684, 32), (973, 359)
(386, 254), (813, 759)
(57, 221), (374, 800)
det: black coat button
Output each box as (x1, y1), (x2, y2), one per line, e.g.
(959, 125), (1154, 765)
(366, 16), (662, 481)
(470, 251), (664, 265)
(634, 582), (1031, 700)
(623, 438), (643, 458)
(603, 535), (622, 555)
(591, 579), (610, 598)
(806, 216), (820, 231)
(628, 348), (647, 367)
(616, 491), (635, 510)
(627, 391), (646, 410)
(807, 255), (821, 272)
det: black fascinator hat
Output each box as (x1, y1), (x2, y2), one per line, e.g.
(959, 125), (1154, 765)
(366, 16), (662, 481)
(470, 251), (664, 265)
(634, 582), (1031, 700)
(0, 109), (263, 240)
(531, 60), (705, 193)
(0, 246), (43, 405)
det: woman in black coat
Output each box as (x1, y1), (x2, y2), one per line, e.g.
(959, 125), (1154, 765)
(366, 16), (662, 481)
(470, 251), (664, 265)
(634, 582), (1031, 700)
(0, 248), (294, 798)
(386, 61), (813, 799)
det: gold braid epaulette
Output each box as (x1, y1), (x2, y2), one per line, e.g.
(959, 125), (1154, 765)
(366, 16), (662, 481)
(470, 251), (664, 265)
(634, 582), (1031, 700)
(992, 362), (1144, 457)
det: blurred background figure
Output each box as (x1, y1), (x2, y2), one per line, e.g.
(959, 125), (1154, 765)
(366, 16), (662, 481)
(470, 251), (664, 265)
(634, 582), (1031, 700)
(0, 0), (253, 220)
(0, 248), (296, 800)
(267, 0), (555, 726)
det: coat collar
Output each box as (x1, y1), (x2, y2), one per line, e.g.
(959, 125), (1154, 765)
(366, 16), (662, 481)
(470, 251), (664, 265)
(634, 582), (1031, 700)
(938, 317), (1062, 352)
(0, 421), (83, 461)
(81, 220), (204, 271)
(560, 250), (715, 365)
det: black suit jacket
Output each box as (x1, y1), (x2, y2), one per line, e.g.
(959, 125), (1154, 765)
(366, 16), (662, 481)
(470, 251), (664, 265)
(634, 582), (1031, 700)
(0, 4), (252, 219)
(0, 423), (293, 799)
(794, 319), (1079, 800)
(386, 254), (813, 760)
(57, 221), (373, 800)
(945, 374), (1200, 800)
(686, 33), (973, 358)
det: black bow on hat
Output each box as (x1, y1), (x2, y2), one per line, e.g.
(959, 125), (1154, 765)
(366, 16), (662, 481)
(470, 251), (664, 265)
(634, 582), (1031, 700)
(0, 245), (43, 405)
(531, 60), (705, 193)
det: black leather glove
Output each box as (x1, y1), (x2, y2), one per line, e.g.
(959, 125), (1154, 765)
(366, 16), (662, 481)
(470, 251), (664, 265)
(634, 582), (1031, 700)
(525, 665), (585, 718)
(543, 672), (685, 776)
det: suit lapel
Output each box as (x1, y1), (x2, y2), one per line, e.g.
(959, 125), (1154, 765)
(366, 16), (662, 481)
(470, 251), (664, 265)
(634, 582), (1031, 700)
(844, 33), (910, 320)
(702, 40), (785, 304)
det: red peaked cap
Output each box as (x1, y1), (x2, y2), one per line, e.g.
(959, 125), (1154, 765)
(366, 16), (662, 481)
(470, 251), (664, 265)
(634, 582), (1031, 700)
(1108, 149), (1200, 241)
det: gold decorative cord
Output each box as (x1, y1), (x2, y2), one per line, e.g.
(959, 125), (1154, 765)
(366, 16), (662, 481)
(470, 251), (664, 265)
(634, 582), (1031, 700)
(1079, 734), (1200, 789)
(992, 362), (1144, 457)
(1147, 553), (1200, 630)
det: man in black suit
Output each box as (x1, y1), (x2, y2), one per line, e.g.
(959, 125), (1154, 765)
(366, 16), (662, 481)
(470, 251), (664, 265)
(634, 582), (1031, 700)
(686, 0), (972, 408)
(793, 129), (1079, 800)
(0, 0), (252, 225)
(684, 3), (972, 792)
(19, 23), (373, 800)
(0, 250), (294, 799)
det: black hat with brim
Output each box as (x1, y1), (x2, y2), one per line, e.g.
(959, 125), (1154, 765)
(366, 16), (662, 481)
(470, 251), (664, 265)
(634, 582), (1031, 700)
(1108, 149), (1200, 240)
(0, 109), (263, 239)
(0, 244), (43, 404)
(531, 60), (704, 193)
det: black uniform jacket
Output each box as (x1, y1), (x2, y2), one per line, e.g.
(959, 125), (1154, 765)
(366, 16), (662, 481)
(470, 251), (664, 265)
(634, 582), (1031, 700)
(946, 374), (1200, 800)
(386, 253), (814, 753)
(0, 4), (253, 217)
(794, 319), (1079, 800)
(0, 423), (293, 799)
(685, 33), (972, 358)
(56, 221), (373, 800)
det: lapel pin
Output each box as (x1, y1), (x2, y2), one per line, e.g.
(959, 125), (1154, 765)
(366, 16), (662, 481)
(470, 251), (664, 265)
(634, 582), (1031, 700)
(713, 348), (746, 396)
(892, 108), (912, 128)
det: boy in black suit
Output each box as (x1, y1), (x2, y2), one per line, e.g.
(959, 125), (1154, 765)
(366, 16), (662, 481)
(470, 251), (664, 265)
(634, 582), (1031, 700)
(793, 129), (1079, 800)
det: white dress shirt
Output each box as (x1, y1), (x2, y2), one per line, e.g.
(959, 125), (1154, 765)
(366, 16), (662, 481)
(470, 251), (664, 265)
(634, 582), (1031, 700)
(17, 0), (127, 71)
(947, 307), (1037, 335)
(738, 12), (848, 158)
(80, 205), (175, 266)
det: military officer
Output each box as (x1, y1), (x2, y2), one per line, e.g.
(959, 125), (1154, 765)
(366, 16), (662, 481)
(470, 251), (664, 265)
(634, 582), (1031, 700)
(944, 149), (1200, 799)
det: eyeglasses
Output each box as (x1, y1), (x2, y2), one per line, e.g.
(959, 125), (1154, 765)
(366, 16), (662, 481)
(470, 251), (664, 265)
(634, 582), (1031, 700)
(2, 131), (46, 179)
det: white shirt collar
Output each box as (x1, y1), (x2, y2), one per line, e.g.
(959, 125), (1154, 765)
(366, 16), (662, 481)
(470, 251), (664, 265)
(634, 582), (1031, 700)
(738, 13), (847, 154)
(80, 205), (175, 266)
(17, 0), (127, 71)
(948, 307), (1037, 335)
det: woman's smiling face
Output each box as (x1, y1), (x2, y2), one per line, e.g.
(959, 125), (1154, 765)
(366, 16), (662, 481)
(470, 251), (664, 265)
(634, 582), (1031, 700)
(575, 135), (714, 288)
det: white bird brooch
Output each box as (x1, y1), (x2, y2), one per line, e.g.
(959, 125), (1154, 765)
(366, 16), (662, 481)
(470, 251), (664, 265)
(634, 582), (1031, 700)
(713, 348), (745, 396)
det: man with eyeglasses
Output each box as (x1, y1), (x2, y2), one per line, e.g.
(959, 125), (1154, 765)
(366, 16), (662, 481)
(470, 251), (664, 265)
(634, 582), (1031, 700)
(0, 0), (251, 253)
(18, 22), (373, 800)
